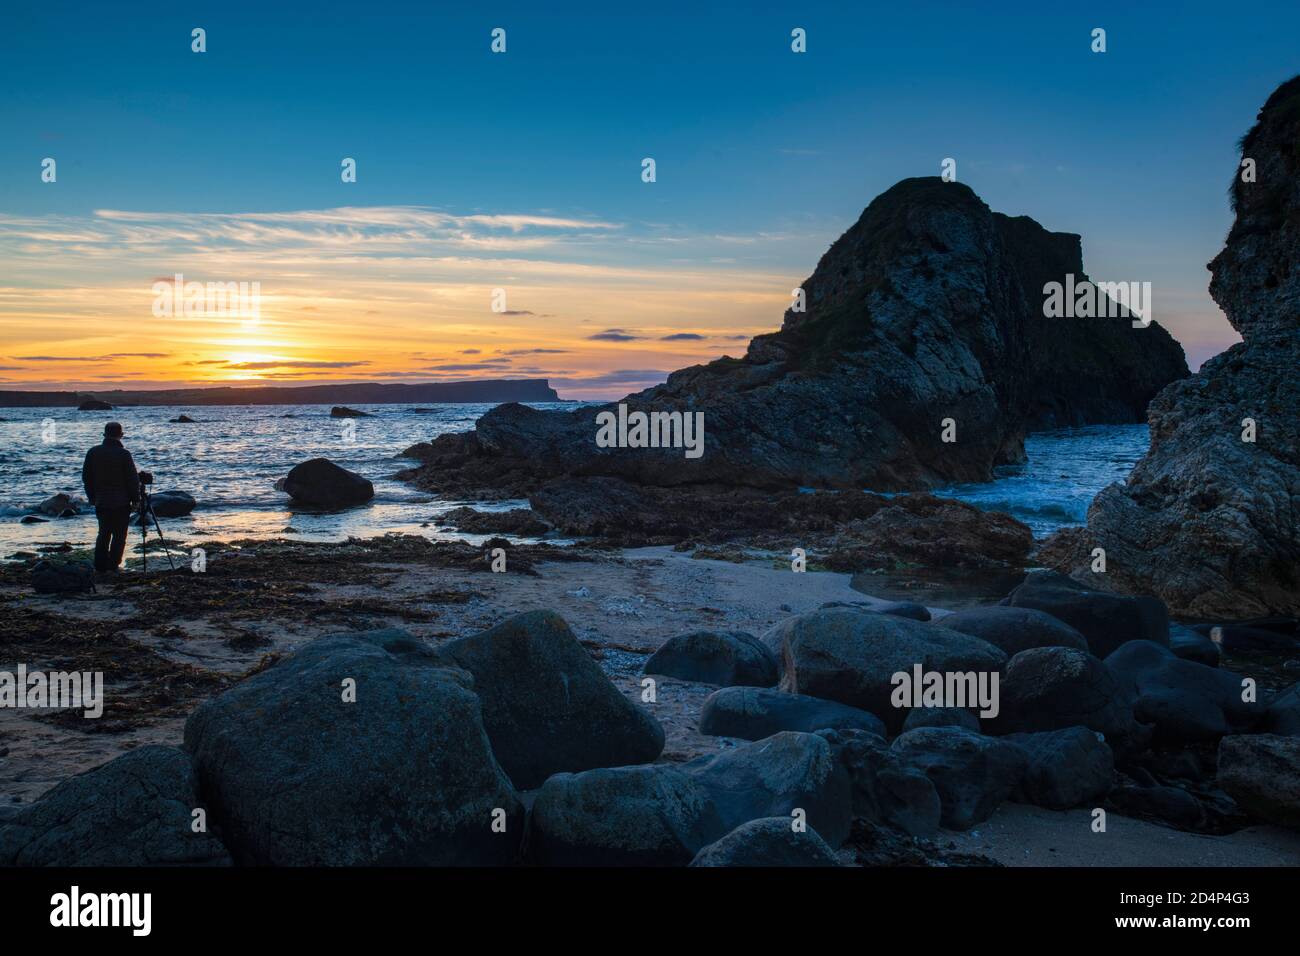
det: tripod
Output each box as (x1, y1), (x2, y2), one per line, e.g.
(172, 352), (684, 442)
(136, 482), (177, 572)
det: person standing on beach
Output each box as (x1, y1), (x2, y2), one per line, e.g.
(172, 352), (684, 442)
(82, 421), (140, 574)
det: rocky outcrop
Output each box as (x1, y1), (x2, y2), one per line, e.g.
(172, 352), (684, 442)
(526, 476), (1032, 562)
(1040, 77), (1300, 618)
(403, 178), (1185, 498)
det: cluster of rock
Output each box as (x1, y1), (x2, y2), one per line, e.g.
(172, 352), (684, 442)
(5, 572), (1297, 866)
(433, 476), (1034, 569)
(1041, 76), (1300, 619)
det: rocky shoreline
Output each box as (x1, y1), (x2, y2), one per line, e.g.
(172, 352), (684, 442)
(1, 534), (1298, 867)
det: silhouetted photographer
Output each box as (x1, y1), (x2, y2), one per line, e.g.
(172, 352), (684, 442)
(82, 422), (140, 574)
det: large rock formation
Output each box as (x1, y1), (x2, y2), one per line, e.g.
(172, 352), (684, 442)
(403, 178), (1186, 497)
(1040, 77), (1300, 618)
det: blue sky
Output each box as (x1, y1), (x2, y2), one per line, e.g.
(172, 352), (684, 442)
(1, 1), (1297, 396)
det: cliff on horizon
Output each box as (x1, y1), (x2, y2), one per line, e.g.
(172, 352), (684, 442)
(405, 178), (1189, 496)
(0, 379), (560, 408)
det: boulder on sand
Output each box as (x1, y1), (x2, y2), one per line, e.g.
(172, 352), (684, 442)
(282, 457), (374, 508)
(32, 560), (95, 594)
(1105, 640), (1263, 743)
(939, 605), (1089, 656)
(773, 607), (1006, 733)
(699, 686), (885, 740)
(1005, 727), (1113, 810)
(528, 731), (852, 865)
(0, 746), (231, 866)
(529, 765), (719, 866)
(184, 628), (523, 865)
(1003, 570), (1169, 658)
(1218, 734), (1300, 829)
(684, 731), (854, 848)
(644, 630), (778, 687)
(442, 610), (664, 789)
(689, 817), (840, 867)
(891, 726), (1027, 830)
(819, 728), (942, 837)
(990, 646), (1143, 751)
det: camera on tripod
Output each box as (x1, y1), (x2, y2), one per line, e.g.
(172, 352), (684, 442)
(138, 470), (154, 487)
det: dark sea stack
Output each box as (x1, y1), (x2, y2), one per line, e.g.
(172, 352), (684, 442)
(407, 178), (1185, 496)
(76, 397), (112, 410)
(1040, 77), (1300, 619)
(330, 405), (371, 418)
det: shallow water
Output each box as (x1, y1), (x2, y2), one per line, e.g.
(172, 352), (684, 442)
(931, 424), (1150, 538)
(0, 406), (1148, 558)
(0, 402), (575, 557)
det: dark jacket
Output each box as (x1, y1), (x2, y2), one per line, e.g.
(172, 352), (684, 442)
(83, 438), (140, 509)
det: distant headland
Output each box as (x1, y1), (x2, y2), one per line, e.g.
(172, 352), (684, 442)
(0, 379), (561, 408)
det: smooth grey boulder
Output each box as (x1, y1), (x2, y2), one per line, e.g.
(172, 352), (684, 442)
(991, 646), (1144, 751)
(773, 608), (1006, 733)
(891, 726), (1027, 830)
(939, 605), (1089, 656)
(0, 746), (231, 866)
(443, 610), (664, 789)
(282, 457), (374, 508)
(1105, 640), (1263, 743)
(1005, 727), (1113, 810)
(1168, 623), (1221, 667)
(644, 630), (778, 687)
(184, 628), (523, 865)
(32, 560), (94, 594)
(1264, 683), (1300, 736)
(529, 765), (720, 866)
(699, 686), (885, 740)
(1004, 570), (1169, 658)
(685, 731), (854, 848)
(1218, 734), (1300, 829)
(689, 817), (840, 867)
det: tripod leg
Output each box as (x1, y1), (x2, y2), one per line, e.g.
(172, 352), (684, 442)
(147, 507), (177, 570)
